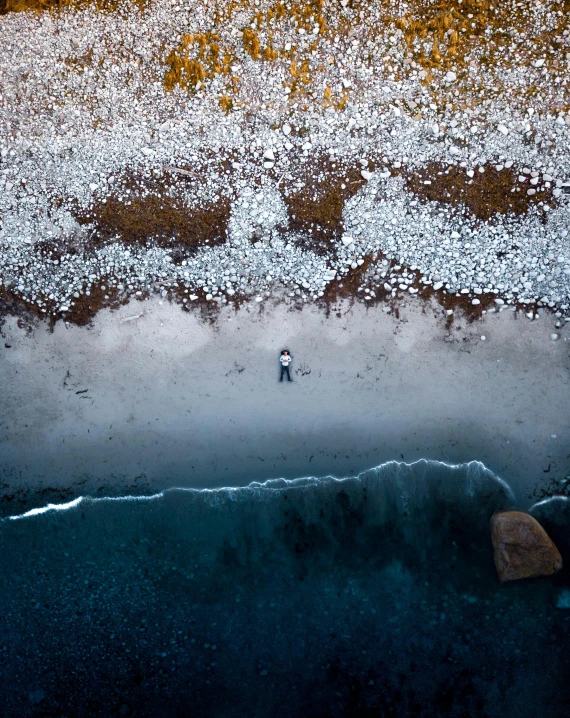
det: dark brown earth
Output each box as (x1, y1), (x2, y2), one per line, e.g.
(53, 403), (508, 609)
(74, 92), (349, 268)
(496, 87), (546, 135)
(74, 171), (230, 254)
(282, 157), (376, 253)
(405, 162), (555, 221)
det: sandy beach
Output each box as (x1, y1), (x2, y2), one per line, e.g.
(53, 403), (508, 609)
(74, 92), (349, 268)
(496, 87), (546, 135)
(1, 296), (568, 514)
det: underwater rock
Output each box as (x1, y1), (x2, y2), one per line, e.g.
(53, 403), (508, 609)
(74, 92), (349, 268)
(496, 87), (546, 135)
(491, 511), (563, 583)
(556, 588), (570, 609)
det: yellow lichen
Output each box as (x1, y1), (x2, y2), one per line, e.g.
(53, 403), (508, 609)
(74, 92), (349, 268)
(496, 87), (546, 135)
(242, 28), (261, 61)
(219, 95), (233, 113)
(262, 46), (279, 61)
(164, 31), (235, 93)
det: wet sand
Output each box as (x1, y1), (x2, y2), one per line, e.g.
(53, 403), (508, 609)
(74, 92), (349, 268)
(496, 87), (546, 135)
(1, 297), (569, 514)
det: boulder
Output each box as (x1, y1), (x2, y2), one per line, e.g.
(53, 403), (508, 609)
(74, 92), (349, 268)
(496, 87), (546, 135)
(490, 511), (563, 583)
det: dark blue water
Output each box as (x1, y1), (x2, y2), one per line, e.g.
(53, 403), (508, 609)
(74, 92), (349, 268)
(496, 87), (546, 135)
(1, 460), (569, 717)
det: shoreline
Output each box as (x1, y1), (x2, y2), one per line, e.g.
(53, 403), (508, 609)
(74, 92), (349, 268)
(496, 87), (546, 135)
(1, 296), (568, 515)
(2, 458), (514, 523)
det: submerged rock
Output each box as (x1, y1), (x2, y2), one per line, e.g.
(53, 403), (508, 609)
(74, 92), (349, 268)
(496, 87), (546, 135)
(490, 511), (563, 583)
(556, 588), (570, 609)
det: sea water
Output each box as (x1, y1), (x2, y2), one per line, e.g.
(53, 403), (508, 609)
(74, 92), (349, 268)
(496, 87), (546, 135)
(0, 460), (569, 717)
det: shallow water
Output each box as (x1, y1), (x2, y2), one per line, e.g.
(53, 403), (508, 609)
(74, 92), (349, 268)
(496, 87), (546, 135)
(1, 460), (569, 717)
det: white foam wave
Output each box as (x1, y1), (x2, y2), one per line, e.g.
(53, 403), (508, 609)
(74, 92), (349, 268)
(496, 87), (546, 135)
(1, 459), (514, 523)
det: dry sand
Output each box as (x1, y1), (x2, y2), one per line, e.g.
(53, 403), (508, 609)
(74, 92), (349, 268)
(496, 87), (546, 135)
(1, 297), (569, 514)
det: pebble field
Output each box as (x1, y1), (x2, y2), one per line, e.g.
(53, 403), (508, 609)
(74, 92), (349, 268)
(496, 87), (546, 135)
(0, 0), (569, 324)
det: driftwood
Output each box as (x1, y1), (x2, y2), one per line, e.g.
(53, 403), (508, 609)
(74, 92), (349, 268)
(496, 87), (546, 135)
(152, 278), (178, 287)
(163, 165), (200, 178)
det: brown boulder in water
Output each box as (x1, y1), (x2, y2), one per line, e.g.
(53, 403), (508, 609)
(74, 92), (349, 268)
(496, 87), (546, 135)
(491, 511), (563, 583)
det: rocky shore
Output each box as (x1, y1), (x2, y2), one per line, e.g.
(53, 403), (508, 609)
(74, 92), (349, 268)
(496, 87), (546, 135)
(0, 0), (569, 327)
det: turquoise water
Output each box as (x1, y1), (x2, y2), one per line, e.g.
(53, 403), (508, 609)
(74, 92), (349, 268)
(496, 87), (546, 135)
(1, 460), (569, 717)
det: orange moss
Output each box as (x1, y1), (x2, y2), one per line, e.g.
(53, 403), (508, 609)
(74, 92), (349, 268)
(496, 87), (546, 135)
(242, 28), (261, 60)
(262, 45), (279, 61)
(219, 94), (233, 113)
(164, 31), (234, 93)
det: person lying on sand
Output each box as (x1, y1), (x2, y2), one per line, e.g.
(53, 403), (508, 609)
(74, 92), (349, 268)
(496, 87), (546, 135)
(280, 350), (293, 383)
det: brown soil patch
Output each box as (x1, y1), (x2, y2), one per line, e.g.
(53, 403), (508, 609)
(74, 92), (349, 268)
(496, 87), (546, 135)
(405, 163), (555, 221)
(34, 235), (84, 261)
(283, 158), (376, 253)
(319, 254), (392, 316)
(421, 284), (496, 324)
(61, 279), (131, 327)
(0, 277), (131, 330)
(74, 172), (230, 253)
(168, 281), (240, 322)
(319, 255), (500, 323)
(0, 286), (43, 333)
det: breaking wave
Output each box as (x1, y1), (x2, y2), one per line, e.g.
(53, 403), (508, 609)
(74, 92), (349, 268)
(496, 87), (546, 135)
(5, 458), (514, 521)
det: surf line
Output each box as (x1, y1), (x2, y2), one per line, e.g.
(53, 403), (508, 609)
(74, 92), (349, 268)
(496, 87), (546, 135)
(1, 459), (513, 523)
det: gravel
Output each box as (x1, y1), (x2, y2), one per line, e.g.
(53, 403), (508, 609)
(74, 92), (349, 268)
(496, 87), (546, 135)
(0, 0), (569, 321)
